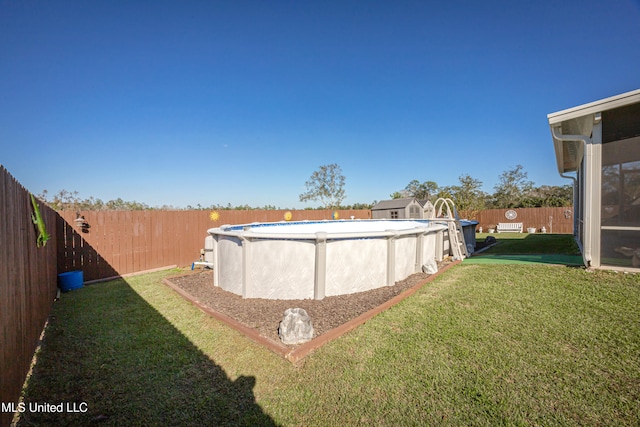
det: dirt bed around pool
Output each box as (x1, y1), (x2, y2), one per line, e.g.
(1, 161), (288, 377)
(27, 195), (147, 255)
(166, 259), (453, 348)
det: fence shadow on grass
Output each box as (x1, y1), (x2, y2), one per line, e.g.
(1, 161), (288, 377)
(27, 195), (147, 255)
(466, 234), (584, 266)
(463, 253), (584, 266)
(16, 276), (279, 426)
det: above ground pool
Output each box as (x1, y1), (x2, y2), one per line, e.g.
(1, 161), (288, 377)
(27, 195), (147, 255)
(207, 219), (448, 300)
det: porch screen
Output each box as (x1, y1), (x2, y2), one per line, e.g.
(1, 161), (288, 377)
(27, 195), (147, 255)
(601, 105), (640, 267)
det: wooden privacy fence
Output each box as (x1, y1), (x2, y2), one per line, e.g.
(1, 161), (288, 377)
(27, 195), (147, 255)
(461, 207), (574, 234)
(57, 206), (573, 283)
(1, 168), (573, 427)
(0, 166), (58, 427)
(57, 209), (372, 282)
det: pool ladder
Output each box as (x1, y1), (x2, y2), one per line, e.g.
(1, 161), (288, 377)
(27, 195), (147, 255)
(430, 198), (468, 260)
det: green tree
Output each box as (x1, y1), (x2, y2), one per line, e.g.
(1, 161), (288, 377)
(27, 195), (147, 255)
(434, 186), (454, 201)
(299, 163), (346, 209)
(491, 165), (534, 208)
(403, 180), (438, 200)
(521, 185), (573, 207)
(449, 174), (486, 214)
(348, 202), (374, 209)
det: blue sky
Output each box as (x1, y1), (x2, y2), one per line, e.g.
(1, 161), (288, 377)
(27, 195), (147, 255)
(2, 1), (639, 209)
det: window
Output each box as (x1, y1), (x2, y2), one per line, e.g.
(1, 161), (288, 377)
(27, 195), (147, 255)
(390, 210), (399, 219)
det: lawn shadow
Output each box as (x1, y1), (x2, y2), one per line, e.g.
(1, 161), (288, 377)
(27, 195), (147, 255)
(463, 253), (584, 266)
(17, 276), (279, 426)
(466, 233), (583, 266)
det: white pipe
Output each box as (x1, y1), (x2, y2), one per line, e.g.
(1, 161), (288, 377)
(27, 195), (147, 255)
(551, 126), (592, 265)
(191, 261), (214, 270)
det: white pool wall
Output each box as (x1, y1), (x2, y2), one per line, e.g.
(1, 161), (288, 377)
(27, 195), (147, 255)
(208, 220), (448, 300)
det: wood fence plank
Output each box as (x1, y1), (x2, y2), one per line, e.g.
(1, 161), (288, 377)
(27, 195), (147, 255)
(132, 210), (142, 273)
(124, 211), (133, 275)
(0, 167), (57, 426)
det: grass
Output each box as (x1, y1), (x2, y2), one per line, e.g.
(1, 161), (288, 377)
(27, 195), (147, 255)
(464, 233), (584, 265)
(475, 232), (582, 255)
(17, 237), (640, 426)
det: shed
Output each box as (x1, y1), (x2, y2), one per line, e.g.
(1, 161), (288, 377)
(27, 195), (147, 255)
(548, 88), (640, 272)
(371, 198), (426, 219)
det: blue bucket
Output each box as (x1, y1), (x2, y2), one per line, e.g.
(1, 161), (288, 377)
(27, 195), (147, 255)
(58, 270), (84, 292)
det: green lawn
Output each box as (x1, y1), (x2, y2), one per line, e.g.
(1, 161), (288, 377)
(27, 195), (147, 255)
(475, 232), (582, 255)
(465, 233), (584, 265)
(17, 240), (640, 426)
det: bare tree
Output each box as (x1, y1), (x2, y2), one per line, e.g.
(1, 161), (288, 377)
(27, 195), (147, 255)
(299, 163), (346, 209)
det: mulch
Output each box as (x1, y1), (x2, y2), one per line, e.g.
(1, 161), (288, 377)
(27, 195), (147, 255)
(167, 259), (453, 348)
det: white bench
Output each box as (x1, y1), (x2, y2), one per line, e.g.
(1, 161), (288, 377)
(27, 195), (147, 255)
(497, 222), (523, 233)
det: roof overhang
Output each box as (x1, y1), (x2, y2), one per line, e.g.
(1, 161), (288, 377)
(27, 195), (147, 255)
(548, 89), (640, 174)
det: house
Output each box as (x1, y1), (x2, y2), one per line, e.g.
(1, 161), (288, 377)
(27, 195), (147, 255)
(548, 88), (640, 272)
(371, 198), (433, 219)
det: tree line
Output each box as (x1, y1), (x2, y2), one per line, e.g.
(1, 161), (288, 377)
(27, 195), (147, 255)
(298, 163), (571, 211)
(36, 188), (370, 211)
(390, 165), (572, 212)
(38, 163), (570, 212)
(36, 189), (309, 212)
